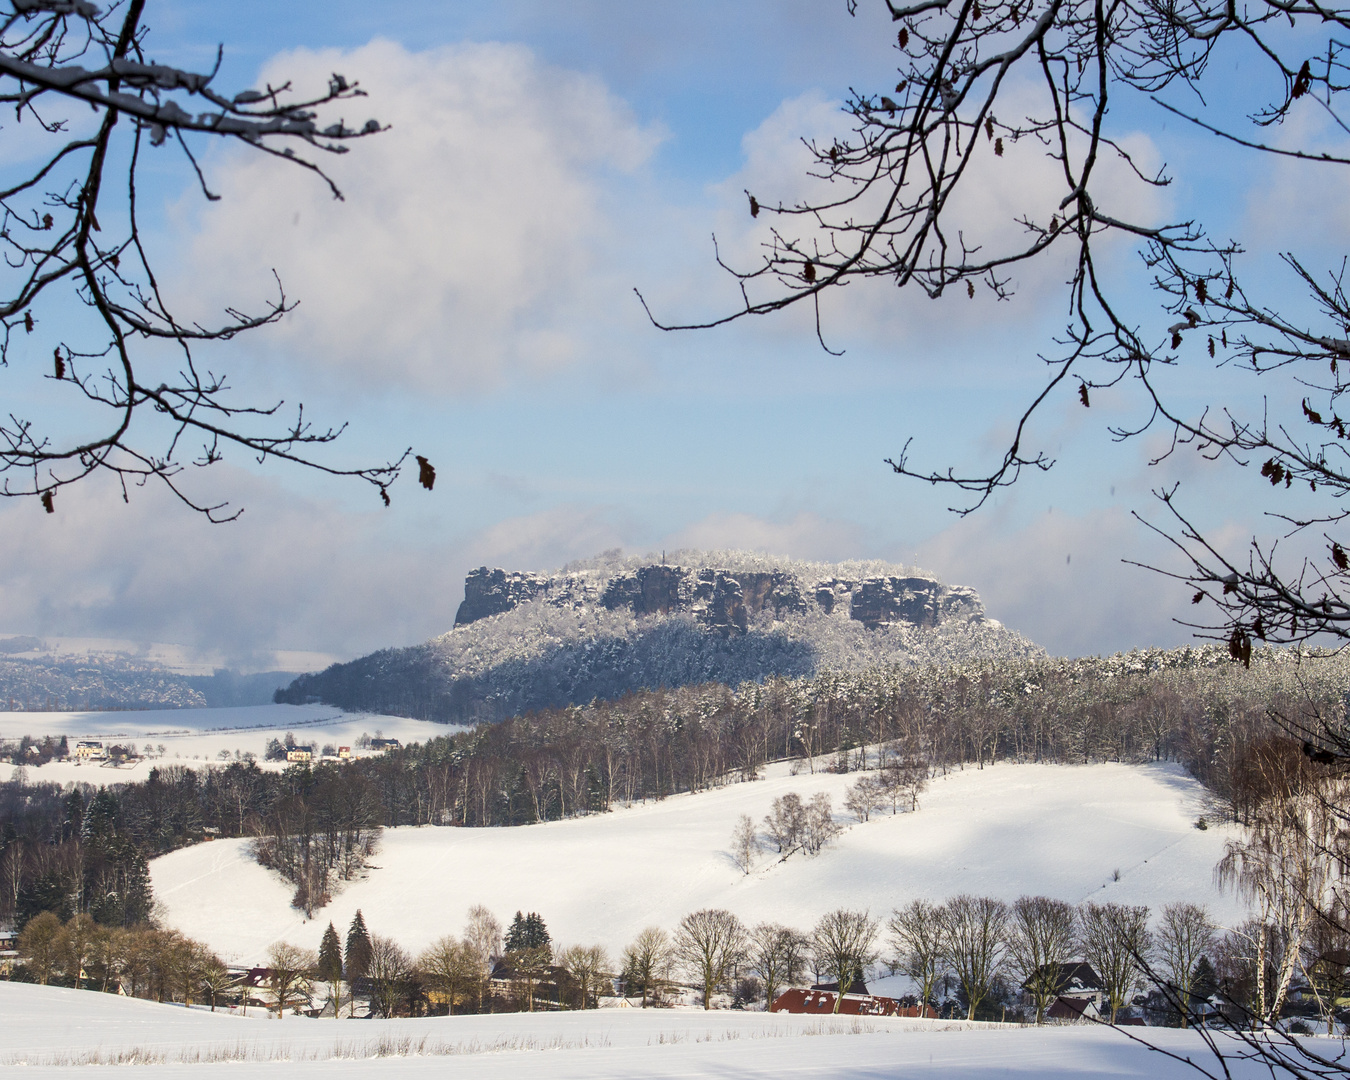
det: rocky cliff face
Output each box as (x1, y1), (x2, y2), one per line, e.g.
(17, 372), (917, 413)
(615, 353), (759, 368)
(281, 551), (1037, 724)
(455, 559), (983, 636)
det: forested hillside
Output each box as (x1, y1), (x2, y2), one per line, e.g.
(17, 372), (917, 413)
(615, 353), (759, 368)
(5, 642), (1342, 926)
(275, 551), (1041, 722)
(0, 641), (296, 712)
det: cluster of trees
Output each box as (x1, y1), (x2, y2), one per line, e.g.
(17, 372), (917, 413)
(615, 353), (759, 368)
(885, 895), (1208, 1024)
(2, 786), (154, 930)
(12, 893), (1340, 1030)
(0, 761), (376, 928)
(14, 912), (230, 1007)
(260, 907), (603, 1017)
(250, 765), (383, 915)
(624, 893), (1344, 1029)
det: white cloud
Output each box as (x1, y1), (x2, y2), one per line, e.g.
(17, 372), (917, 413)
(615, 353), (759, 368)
(916, 502), (1218, 656)
(174, 39), (664, 392)
(663, 510), (866, 563)
(0, 474), (636, 667)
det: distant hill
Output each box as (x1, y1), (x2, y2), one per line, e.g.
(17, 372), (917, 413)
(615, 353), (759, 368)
(276, 550), (1042, 723)
(0, 647), (298, 712)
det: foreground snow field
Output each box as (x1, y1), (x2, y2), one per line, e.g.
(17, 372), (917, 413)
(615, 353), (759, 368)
(152, 760), (1246, 964)
(0, 983), (1305, 1079)
(1, 704), (452, 786)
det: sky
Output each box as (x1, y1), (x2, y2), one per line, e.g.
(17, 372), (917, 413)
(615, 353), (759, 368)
(0, 0), (1340, 670)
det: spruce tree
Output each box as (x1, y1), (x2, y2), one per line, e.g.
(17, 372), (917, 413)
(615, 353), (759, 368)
(504, 911), (550, 953)
(346, 909), (372, 981)
(319, 922), (343, 1016)
(1191, 956), (1218, 1004)
(504, 911), (528, 954)
(526, 912), (550, 951)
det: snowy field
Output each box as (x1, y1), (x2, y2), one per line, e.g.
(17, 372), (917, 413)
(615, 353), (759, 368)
(1, 704), (454, 786)
(0, 982), (1308, 1079)
(152, 760), (1247, 965)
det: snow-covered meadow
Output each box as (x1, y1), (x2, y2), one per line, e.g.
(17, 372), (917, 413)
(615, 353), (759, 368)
(152, 760), (1246, 965)
(0, 982), (1305, 1079)
(0, 704), (452, 786)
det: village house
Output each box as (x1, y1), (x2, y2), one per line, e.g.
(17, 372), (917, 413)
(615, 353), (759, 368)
(0, 925), (17, 978)
(1023, 961), (1107, 1022)
(74, 740), (106, 760)
(771, 988), (939, 1018)
(286, 745), (315, 763)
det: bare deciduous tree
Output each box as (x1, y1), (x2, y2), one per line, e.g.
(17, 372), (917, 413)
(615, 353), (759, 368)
(264, 941), (315, 1017)
(1006, 895), (1076, 1025)
(1079, 902), (1151, 1024)
(58, 911), (97, 990)
(748, 922), (808, 1009)
(888, 898), (946, 1010)
(844, 773), (886, 822)
(366, 933), (413, 1018)
(418, 934), (478, 1015)
(675, 908), (749, 1010)
(463, 904), (502, 1012)
(1217, 744), (1342, 1024)
(763, 792), (806, 854)
(0, 0), (430, 519)
(557, 943), (610, 1009)
(801, 791), (841, 855)
(199, 956), (235, 1013)
(1153, 901), (1216, 1027)
(19, 910), (61, 984)
(940, 895), (1008, 1021)
(730, 813), (760, 874)
(811, 908), (880, 1014)
(882, 758), (928, 813)
(621, 925), (674, 1007)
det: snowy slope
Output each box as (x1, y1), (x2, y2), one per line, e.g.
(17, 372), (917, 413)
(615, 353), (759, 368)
(2, 704), (455, 786)
(152, 761), (1246, 964)
(0, 982), (1304, 1080)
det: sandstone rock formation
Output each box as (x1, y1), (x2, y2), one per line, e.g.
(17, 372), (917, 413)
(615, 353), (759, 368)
(454, 559), (982, 636)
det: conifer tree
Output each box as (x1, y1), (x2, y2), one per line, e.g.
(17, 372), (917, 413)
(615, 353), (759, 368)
(504, 911), (550, 953)
(319, 922), (343, 1018)
(345, 910), (372, 982)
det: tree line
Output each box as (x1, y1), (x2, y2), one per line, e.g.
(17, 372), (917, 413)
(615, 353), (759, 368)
(13, 893), (1317, 1031)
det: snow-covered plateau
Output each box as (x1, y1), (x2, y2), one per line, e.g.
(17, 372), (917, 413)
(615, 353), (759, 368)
(0, 982), (1309, 1079)
(152, 760), (1247, 966)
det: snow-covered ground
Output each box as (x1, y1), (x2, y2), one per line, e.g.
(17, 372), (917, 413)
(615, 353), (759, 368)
(0, 982), (1308, 1079)
(1, 704), (455, 786)
(153, 760), (1246, 965)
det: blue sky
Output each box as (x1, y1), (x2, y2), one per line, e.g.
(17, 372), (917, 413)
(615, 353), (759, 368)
(0, 1), (1335, 668)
